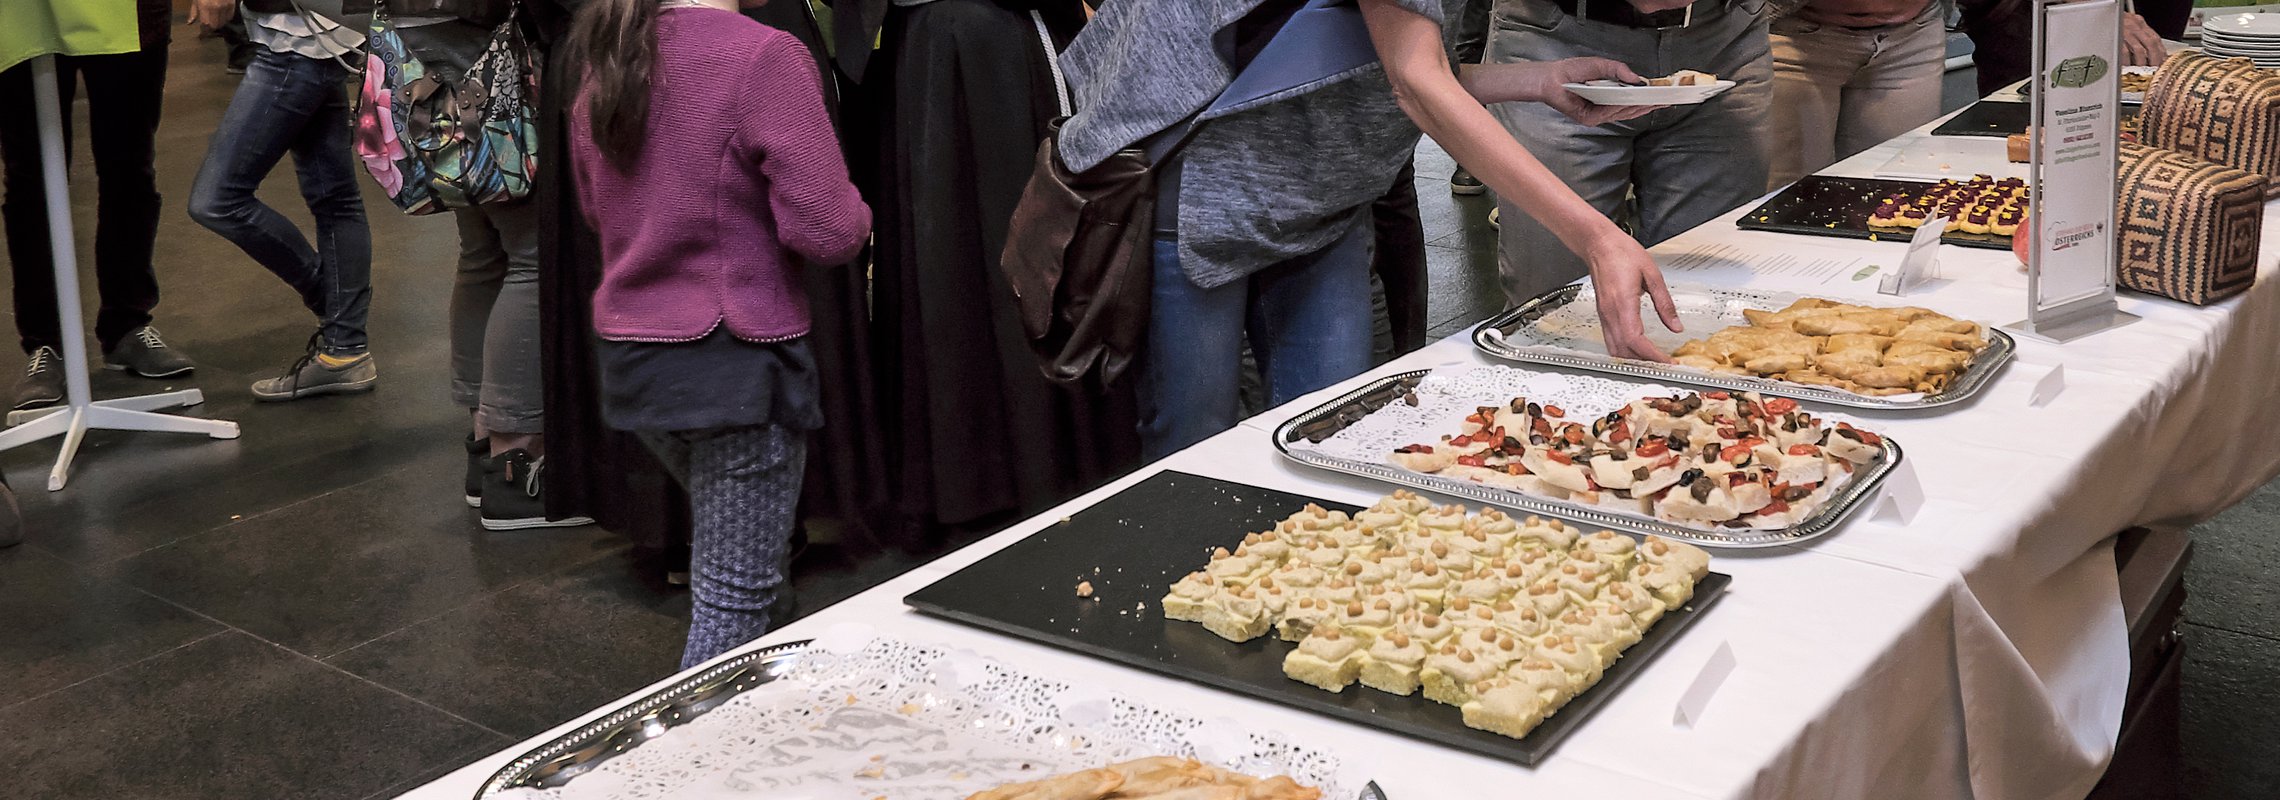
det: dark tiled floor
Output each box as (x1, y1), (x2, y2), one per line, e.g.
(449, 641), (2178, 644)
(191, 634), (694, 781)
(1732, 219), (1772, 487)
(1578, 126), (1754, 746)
(0, 23), (2274, 800)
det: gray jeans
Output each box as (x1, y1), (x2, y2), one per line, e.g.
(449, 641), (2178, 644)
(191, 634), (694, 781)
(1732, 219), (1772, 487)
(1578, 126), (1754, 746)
(1487, 0), (1774, 305)
(639, 424), (807, 669)
(1766, 1), (1948, 188)
(450, 200), (544, 434)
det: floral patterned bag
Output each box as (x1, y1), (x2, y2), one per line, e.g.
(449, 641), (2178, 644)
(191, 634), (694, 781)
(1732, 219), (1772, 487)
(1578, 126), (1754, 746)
(353, 3), (539, 214)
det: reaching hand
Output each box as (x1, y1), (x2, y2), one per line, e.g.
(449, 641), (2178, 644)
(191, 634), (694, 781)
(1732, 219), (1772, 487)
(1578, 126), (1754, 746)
(190, 0), (237, 33)
(2120, 13), (2169, 68)
(1585, 233), (1682, 362)
(1492, 57), (1667, 127)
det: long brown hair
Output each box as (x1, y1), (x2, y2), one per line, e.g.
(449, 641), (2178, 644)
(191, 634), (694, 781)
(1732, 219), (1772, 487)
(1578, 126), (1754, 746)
(569, 0), (661, 169)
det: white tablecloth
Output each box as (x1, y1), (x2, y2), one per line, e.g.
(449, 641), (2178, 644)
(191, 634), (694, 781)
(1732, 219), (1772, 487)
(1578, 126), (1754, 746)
(401, 112), (2280, 800)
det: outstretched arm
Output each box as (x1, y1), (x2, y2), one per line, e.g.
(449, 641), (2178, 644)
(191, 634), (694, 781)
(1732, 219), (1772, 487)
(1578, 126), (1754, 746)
(1359, 0), (1683, 360)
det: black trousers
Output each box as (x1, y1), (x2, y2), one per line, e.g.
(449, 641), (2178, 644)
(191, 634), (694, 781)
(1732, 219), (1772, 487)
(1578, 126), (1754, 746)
(0, 46), (169, 354)
(1371, 159), (1429, 356)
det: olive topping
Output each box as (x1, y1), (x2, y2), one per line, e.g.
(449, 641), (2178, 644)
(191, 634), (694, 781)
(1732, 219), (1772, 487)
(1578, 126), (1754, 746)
(1529, 434), (1549, 446)
(1669, 432), (1690, 450)
(1526, 402), (1543, 417)
(1631, 466), (1651, 481)
(1678, 468), (1704, 486)
(1689, 480), (1713, 502)
(1836, 428), (1864, 442)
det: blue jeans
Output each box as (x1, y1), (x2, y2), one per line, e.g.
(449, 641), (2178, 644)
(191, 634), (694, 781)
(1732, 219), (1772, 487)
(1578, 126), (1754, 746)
(188, 48), (371, 356)
(1138, 225), (1374, 460)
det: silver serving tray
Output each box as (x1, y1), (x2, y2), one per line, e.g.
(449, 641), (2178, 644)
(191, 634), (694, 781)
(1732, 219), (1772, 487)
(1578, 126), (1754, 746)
(476, 640), (1389, 800)
(1473, 283), (2016, 410)
(1273, 370), (1903, 549)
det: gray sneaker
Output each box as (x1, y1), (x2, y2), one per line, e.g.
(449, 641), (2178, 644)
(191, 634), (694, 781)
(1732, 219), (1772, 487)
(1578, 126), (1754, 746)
(103, 326), (195, 378)
(251, 341), (377, 402)
(12, 346), (65, 410)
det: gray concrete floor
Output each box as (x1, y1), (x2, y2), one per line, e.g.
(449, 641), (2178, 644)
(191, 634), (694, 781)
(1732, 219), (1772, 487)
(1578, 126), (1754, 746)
(0, 25), (2274, 800)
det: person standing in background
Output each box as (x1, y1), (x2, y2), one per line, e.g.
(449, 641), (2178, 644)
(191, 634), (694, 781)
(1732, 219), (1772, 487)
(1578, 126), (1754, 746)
(1484, 0), (1773, 307)
(867, 0), (1140, 545)
(385, 0), (591, 529)
(187, 0), (377, 401)
(1763, 0), (1949, 190)
(1446, 0), (1492, 196)
(1, 0), (195, 410)
(567, 0), (871, 667)
(1960, 0), (2175, 96)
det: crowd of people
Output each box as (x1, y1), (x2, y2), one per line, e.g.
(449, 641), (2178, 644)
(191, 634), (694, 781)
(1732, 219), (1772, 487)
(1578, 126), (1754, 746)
(0, 0), (2185, 666)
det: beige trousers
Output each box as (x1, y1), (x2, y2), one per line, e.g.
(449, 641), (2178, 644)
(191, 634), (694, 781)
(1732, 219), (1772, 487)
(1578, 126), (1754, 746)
(1766, 2), (1949, 189)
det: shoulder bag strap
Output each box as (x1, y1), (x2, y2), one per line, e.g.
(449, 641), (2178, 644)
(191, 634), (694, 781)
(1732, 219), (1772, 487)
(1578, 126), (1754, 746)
(1031, 9), (1073, 118)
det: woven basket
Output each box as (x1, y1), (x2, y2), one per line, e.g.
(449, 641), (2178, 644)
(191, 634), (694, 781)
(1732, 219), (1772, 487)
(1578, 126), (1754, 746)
(2139, 52), (2280, 198)
(2114, 142), (2265, 305)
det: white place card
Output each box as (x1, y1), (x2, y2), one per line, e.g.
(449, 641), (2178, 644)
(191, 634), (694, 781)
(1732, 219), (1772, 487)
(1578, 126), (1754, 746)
(1878, 216), (1948, 296)
(1674, 641), (1738, 728)
(2030, 363), (2068, 408)
(1870, 458), (1925, 525)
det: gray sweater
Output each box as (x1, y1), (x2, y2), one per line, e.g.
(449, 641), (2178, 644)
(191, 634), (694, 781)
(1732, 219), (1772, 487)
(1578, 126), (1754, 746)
(1060, 0), (1451, 288)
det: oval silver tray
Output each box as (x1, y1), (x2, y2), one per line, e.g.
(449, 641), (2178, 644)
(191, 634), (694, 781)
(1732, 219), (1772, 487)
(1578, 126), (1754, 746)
(1473, 283), (2016, 410)
(476, 640), (1388, 799)
(1271, 370), (1902, 549)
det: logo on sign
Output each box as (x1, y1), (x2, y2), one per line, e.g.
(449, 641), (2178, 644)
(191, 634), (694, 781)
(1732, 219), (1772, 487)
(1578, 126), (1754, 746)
(2051, 55), (2110, 88)
(2049, 221), (2106, 252)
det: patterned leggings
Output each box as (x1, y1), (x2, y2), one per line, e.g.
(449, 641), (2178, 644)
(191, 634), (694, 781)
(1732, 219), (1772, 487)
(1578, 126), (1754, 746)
(638, 424), (807, 669)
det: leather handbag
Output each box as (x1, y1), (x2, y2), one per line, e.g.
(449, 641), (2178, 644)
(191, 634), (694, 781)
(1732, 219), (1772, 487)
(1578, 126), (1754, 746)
(1002, 121), (1162, 388)
(999, 0), (1371, 387)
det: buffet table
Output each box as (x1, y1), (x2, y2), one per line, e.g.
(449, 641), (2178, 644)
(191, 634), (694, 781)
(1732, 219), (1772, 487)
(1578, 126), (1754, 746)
(401, 104), (2280, 800)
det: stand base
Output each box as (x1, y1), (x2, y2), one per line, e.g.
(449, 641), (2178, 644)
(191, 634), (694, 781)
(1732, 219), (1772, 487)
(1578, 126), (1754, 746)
(0, 389), (240, 491)
(2004, 308), (2143, 344)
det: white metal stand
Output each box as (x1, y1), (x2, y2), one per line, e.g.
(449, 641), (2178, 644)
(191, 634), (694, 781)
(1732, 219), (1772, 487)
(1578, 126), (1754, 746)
(0, 54), (237, 492)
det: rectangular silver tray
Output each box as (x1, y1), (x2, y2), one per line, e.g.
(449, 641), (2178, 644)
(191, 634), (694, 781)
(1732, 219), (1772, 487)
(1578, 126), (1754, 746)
(1473, 283), (2016, 410)
(1272, 370), (1902, 549)
(477, 640), (1389, 800)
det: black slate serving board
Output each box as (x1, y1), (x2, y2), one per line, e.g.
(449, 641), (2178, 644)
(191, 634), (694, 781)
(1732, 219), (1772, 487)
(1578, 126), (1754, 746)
(1737, 174), (2014, 251)
(903, 471), (1730, 766)
(1930, 99), (2033, 138)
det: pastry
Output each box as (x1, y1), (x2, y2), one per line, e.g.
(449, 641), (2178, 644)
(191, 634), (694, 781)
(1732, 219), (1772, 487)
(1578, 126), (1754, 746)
(1360, 631), (1431, 695)
(1462, 678), (1551, 739)
(1283, 627), (1366, 691)
(966, 757), (1325, 800)
(1666, 298), (1990, 396)
(1646, 69), (1718, 86)
(1164, 495), (1713, 741)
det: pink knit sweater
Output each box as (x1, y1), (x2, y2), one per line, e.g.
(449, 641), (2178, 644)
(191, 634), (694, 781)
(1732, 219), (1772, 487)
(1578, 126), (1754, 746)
(570, 8), (870, 343)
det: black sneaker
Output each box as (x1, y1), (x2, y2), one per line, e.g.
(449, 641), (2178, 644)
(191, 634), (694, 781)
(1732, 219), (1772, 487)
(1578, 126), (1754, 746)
(480, 449), (595, 531)
(12, 346), (65, 410)
(464, 436), (490, 508)
(1450, 167), (1487, 196)
(251, 334), (377, 402)
(103, 326), (195, 378)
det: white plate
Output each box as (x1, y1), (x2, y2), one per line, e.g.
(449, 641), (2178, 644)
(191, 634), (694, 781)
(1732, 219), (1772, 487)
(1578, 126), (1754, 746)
(2199, 33), (2280, 49)
(2208, 12), (2280, 37)
(1562, 79), (1736, 106)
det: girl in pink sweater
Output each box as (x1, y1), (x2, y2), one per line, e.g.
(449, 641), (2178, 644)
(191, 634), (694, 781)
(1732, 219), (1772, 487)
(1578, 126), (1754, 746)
(568, 0), (870, 668)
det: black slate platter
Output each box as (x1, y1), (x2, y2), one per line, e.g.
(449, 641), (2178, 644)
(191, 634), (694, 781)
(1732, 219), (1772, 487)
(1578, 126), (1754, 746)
(903, 471), (1731, 766)
(1737, 174), (2014, 251)
(1930, 99), (2033, 137)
